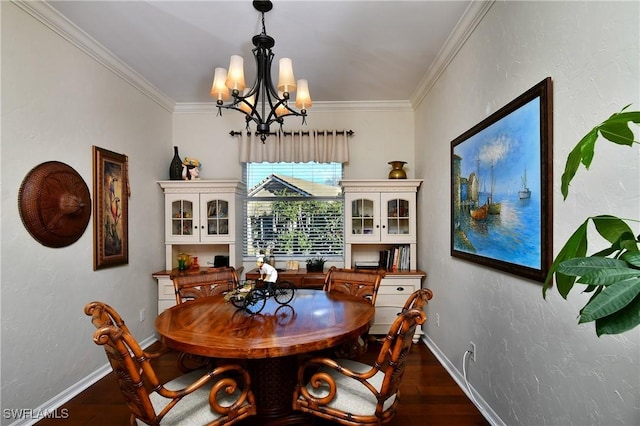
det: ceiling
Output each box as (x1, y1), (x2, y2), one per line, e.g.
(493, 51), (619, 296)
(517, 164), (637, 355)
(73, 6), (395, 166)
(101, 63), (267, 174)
(46, 0), (473, 106)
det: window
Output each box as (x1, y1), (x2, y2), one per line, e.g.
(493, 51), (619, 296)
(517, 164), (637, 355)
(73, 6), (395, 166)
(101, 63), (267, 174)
(244, 162), (344, 259)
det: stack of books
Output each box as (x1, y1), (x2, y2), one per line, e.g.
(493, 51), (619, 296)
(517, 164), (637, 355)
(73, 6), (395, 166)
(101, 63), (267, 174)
(379, 245), (410, 271)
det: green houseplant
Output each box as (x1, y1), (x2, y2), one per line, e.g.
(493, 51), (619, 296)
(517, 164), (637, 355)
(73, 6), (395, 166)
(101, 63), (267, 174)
(306, 256), (326, 272)
(544, 106), (640, 336)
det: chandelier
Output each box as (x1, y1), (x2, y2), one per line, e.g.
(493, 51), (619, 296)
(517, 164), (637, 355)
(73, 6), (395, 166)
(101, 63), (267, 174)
(210, 0), (312, 142)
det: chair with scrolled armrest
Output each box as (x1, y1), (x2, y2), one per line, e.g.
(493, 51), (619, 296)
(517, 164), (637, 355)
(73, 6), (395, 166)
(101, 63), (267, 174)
(401, 288), (433, 312)
(323, 266), (385, 359)
(85, 301), (256, 426)
(292, 295), (427, 425)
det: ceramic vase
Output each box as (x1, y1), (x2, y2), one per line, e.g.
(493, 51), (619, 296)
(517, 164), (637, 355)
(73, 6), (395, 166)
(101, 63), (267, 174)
(169, 146), (183, 180)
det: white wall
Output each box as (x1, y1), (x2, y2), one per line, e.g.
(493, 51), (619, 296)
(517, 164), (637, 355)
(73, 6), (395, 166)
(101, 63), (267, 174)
(172, 106), (415, 182)
(1, 3), (169, 421)
(415, 1), (639, 425)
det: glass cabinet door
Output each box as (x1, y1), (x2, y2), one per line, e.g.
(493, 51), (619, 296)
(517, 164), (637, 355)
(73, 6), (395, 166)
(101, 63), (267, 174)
(205, 199), (229, 237)
(170, 199), (194, 237)
(380, 193), (414, 242)
(351, 197), (375, 236)
(386, 198), (410, 235)
(164, 193), (200, 243)
(345, 194), (380, 242)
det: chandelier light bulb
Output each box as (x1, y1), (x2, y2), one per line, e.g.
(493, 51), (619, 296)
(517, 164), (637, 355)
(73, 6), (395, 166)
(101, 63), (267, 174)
(277, 58), (296, 95)
(295, 79), (312, 110)
(226, 55), (246, 93)
(211, 67), (230, 103)
(239, 89), (255, 114)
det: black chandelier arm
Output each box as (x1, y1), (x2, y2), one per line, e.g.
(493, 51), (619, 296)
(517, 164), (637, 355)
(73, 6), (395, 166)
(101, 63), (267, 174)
(217, 41), (307, 135)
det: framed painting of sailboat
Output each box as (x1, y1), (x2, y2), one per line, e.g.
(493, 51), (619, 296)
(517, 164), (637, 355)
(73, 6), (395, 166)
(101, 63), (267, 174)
(450, 77), (553, 282)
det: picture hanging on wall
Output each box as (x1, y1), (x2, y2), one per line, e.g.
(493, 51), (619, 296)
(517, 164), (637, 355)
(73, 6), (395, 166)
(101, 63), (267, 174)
(93, 146), (129, 270)
(450, 77), (553, 282)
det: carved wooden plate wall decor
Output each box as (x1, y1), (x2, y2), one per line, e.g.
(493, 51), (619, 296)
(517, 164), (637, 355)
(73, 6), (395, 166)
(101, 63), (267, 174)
(18, 161), (92, 248)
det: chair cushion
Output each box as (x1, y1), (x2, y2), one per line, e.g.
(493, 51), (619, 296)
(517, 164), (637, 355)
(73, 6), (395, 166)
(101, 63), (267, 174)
(136, 369), (244, 425)
(303, 359), (397, 417)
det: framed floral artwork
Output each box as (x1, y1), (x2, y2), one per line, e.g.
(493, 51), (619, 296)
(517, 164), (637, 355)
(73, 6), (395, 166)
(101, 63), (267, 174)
(93, 146), (129, 270)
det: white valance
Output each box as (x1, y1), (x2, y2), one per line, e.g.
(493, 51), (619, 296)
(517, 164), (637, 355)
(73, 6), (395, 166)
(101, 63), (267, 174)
(238, 130), (351, 163)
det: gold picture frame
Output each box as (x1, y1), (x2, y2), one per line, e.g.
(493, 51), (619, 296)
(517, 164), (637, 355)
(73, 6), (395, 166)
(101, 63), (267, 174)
(93, 146), (128, 270)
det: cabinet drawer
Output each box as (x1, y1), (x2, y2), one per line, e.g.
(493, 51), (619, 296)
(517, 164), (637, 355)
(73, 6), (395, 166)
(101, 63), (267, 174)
(158, 299), (176, 313)
(376, 294), (412, 308)
(159, 280), (176, 300)
(373, 306), (404, 326)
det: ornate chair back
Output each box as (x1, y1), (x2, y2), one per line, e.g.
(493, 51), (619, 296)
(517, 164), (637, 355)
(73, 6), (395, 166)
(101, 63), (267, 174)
(85, 301), (256, 426)
(172, 266), (239, 304)
(323, 266), (385, 305)
(85, 301), (155, 423)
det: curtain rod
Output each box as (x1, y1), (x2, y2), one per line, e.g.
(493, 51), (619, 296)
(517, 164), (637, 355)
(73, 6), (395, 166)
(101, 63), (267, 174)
(229, 130), (354, 137)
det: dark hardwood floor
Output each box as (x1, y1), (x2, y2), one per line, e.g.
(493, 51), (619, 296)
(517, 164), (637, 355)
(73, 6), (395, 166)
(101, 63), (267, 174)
(37, 340), (489, 426)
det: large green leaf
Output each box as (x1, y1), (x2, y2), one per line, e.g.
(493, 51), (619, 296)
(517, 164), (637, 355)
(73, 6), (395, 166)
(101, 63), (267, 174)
(557, 257), (627, 276)
(599, 122), (635, 146)
(559, 109), (639, 200)
(579, 278), (640, 323)
(622, 251), (640, 268)
(561, 130), (597, 200)
(543, 221), (588, 298)
(595, 292), (640, 336)
(577, 267), (640, 285)
(592, 215), (637, 247)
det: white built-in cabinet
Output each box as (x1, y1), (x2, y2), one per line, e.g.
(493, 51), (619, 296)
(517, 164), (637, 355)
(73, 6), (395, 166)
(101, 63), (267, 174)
(154, 180), (245, 312)
(340, 179), (425, 341)
(341, 179), (422, 269)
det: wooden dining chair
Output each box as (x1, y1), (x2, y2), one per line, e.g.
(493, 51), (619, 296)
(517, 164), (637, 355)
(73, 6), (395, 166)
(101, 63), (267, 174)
(292, 300), (427, 425)
(171, 267), (241, 371)
(323, 266), (385, 305)
(85, 301), (256, 426)
(171, 266), (240, 304)
(323, 267), (385, 359)
(401, 288), (433, 312)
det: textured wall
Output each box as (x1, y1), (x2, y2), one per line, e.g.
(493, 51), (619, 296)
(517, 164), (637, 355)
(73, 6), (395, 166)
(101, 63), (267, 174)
(1, 3), (170, 421)
(416, 1), (639, 425)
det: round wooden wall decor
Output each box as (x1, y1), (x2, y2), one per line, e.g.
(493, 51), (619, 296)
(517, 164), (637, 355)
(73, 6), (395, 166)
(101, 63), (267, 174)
(18, 161), (92, 248)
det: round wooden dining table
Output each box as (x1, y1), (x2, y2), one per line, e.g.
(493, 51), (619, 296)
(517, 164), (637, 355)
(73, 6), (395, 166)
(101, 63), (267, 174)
(155, 289), (375, 425)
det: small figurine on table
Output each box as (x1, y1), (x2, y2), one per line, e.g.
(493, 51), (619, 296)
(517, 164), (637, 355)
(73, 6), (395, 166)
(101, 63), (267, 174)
(257, 256), (278, 296)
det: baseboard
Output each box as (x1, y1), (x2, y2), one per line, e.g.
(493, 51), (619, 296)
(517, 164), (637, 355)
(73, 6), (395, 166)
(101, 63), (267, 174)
(8, 336), (158, 426)
(420, 335), (506, 426)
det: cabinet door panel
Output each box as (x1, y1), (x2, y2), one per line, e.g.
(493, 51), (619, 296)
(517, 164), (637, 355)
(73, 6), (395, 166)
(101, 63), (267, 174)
(200, 195), (234, 242)
(165, 194), (199, 243)
(345, 194), (380, 242)
(381, 193), (415, 243)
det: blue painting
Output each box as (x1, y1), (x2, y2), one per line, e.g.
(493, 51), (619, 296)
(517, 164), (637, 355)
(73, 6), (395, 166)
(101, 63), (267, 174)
(451, 78), (553, 282)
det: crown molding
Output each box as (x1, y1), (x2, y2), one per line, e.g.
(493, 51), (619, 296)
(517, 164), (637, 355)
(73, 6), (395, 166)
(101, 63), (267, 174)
(13, 0), (176, 113)
(174, 100), (414, 114)
(410, 0), (495, 109)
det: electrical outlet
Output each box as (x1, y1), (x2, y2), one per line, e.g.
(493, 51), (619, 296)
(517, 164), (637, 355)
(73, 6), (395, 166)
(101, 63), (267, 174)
(435, 313), (440, 327)
(469, 342), (476, 362)
(139, 308), (145, 322)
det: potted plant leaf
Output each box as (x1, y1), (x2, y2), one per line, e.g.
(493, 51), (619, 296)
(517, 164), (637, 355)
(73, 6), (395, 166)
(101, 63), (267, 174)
(306, 256), (326, 272)
(543, 105), (640, 336)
